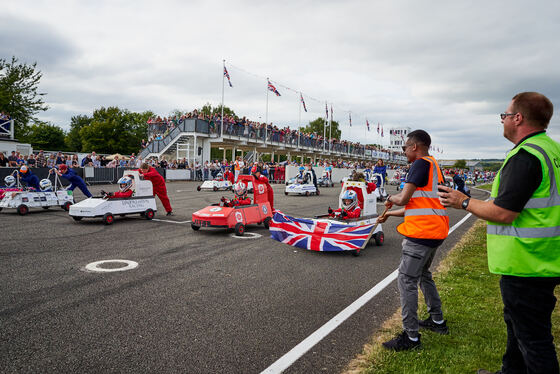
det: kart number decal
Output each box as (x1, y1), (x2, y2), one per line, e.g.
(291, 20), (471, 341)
(262, 205), (268, 214)
(235, 211), (243, 223)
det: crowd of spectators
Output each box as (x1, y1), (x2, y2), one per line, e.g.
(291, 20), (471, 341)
(1, 112), (11, 121)
(143, 111), (398, 158)
(0, 150), (143, 169)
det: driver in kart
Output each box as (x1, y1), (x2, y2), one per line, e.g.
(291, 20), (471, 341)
(296, 166), (306, 183)
(328, 190), (361, 220)
(220, 181), (251, 207)
(0, 175), (23, 200)
(101, 176), (134, 199)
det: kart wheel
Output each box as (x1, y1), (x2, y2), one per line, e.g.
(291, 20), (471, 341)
(352, 249), (361, 257)
(42, 206), (50, 210)
(213, 186), (218, 192)
(62, 201), (72, 211)
(103, 213), (114, 225)
(263, 217), (271, 229)
(197, 186), (201, 191)
(145, 209), (155, 220)
(316, 189), (320, 196)
(0, 207), (2, 212)
(191, 223), (200, 231)
(374, 232), (384, 246)
(72, 216), (83, 221)
(17, 204), (29, 216)
(305, 191), (310, 196)
(234, 223), (245, 236)
(284, 191), (288, 195)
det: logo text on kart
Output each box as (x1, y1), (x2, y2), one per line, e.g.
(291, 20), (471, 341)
(262, 205), (268, 214)
(235, 211), (243, 222)
(258, 184), (265, 194)
(209, 207), (223, 212)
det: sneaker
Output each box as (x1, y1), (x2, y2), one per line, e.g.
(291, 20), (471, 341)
(382, 331), (421, 351)
(418, 317), (449, 334)
(477, 370), (501, 374)
(166, 211), (174, 216)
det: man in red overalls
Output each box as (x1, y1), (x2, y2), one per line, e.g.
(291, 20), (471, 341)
(139, 163), (173, 215)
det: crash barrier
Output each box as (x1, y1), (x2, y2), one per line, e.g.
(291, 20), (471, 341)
(284, 165), (397, 183)
(166, 169), (192, 180)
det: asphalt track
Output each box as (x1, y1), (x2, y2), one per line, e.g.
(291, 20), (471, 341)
(0, 181), (487, 374)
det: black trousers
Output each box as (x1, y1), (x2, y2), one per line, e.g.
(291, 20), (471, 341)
(500, 275), (560, 374)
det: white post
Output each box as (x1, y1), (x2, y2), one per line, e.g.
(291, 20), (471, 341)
(329, 104), (332, 152)
(298, 92), (301, 149)
(265, 78), (269, 146)
(221, 60), (225, 138)
(10, 119), (14, 139)
(323, 101), (327, 152)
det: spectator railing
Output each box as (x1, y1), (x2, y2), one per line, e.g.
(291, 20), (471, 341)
(0, 119), (14, 139)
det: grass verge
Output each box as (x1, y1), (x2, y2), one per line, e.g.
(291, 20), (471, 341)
(344, 219), (560, 374)
(474, 183), (492, 191)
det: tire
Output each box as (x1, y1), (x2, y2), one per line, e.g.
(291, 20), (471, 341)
(234, 223), (245, 236)
(42, 206), (50, 210)
(352, 249), (361, 257)
(72, 216), (83, 221)
(17, 204), (29, 216)
(0, 207), (3, 212)
(284, 191), (288, 195)
(120, 214), (126, 217)
(305, 191), (310, 196)
(213, 186), (218, 192)
(62, 201), (72, 211)
(316, 189), (320, 196)
(374, 232), (384, 246)
(197, 186), (201, 191)
(263, 217), (271, 229)
(103, 213), (114, 225)
(145, 209), (154, 220)
(191, 223), (200, 231)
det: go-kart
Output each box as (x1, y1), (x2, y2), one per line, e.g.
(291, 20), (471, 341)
(0, 173), (74, 215)
(197, 174), (233, 192)
(370, 172), (388, 201)
(69, 170), (157, 225)
(285, 171), (319, 196)
(191, 175), (273, 235)
(317, 171), (334, 188)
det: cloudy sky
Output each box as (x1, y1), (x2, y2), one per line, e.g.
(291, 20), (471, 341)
(2, 0), (560, 159)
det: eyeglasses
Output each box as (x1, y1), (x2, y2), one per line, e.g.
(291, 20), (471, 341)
(402, 143), (413, 152)
(500, 113), (517, 120)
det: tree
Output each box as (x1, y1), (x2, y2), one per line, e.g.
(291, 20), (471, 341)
(25, 121), (66, 150)
(302, 117), (341, 140)
(65, 114), (91, 152)
(0, 57), (48, 139)
(454, 159), (467, 169)
(198, 103), (236, 118)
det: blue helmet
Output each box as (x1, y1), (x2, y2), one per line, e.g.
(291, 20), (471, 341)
(117, 176), (133, 192)
(341, 190), (358, 210)
(299, 166), (305, 171)
(4, 175), (15, 187)
(39, 179), (52, 191)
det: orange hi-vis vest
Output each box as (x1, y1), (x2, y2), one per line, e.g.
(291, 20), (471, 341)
(397, 156), (449, 240)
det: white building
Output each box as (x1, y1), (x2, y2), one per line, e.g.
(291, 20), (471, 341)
(388, 126), (411, 152)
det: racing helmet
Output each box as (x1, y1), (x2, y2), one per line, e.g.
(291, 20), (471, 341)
(251, 165), (262, 176)
(58, 164), (68, 173)
(341, 189), (358, 210)
(299, 166), (305, 172)
(19, 165), (28, 174)
(233, 181), (247, 198)
(39, 179), (52, 191)
(4, 175), (15, 187)
(216, 172), (223, 179)
(117, 176), (133, 192)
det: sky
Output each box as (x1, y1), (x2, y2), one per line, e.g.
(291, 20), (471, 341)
(2, 0), (560, 159)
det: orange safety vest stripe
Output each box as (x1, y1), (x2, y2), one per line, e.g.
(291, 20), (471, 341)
(397, 156), (449, 240)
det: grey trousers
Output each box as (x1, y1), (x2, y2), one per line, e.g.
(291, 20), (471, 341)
(398, 238), (443, 338)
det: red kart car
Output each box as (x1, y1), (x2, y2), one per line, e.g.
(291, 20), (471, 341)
(191, 175), (273, 236)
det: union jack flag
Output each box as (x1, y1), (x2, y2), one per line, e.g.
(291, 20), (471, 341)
(300, 93), (307, 112)
(349, 112), (352, 127)
(224, 66), (232, 87)
(381, 125), (384, 137)
(269, 212), (375, 252)
(268, 80), (281, 96)
(366, 119), (370, 131)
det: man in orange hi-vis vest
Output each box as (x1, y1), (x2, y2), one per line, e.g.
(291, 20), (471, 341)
(377, 129), (449, 351)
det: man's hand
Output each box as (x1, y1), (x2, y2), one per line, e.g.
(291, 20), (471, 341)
(376, 214), (388, 224)
(384, 196), (393, 209)
(341, 210), (348, 218)
(437, 185), (468, 209)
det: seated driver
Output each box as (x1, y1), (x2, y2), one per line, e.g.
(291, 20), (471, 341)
(220, 181), (251, 207)
(101, 176), (134, 199)
(0, 175), (22, 200)
(328, 190), (361, 220)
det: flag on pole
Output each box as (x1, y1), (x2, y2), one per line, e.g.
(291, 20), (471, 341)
(366, 119), (370, 131)
(267, 80), (281, 96)
(325, 103), (328, 119)
(377, 122), (380, 134)
(269, 211), (375, 252)
(381, 125), (384, 137)
(330, 105), (333, 120)
(349, 113), (352, 127)
(223, 66), (232, 87)
(300, 93), (307, 112)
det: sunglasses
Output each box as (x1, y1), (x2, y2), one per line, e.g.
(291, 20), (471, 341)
(500, 113), (517, 120)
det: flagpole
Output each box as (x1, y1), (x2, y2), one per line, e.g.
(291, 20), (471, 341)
(221, 59), (225, 138)
(298, 92), (301, 149)
(323, 101), (327, 152)
(329, 104), (332, 153)
(265, 78), (269, 145)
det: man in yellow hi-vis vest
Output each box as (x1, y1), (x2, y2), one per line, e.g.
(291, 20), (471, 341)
(439, 92), (560, 374)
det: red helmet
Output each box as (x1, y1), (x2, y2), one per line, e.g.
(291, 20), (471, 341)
(58, 164), (68, 173)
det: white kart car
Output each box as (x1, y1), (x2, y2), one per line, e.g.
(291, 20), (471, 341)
(284, 171), (319, 196)
(0, 174), (74, 215)
(69, 171), (157, 225)
(197, 175), (233, 192)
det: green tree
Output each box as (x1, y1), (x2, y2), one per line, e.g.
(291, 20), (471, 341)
(25, 121), (66, 150)
(302, 117), (341, 140)
(79, 107), (153, 154)
(198, 103), (236, 118)
(65, 114), (91, 152)
(454, 159), (467, 169)
(0, 57), (48, 139)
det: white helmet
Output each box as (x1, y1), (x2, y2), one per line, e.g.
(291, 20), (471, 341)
(117, 176), (132, 192)
(4, 175), (16, 187)
(39, 179), (52, 191)
(341, 190), (358, 210)
(216, 172), (223, 179)
(233, 181), (247, 198)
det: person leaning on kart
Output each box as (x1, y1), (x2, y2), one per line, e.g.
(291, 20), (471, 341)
(220, 181), (251, 207)
(100, 176), (134, 199)
(328, 190), (361, 220)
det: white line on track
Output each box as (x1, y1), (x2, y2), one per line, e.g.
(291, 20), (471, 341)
(151, 219), (191, 224)
(260, 212), (474, 374)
